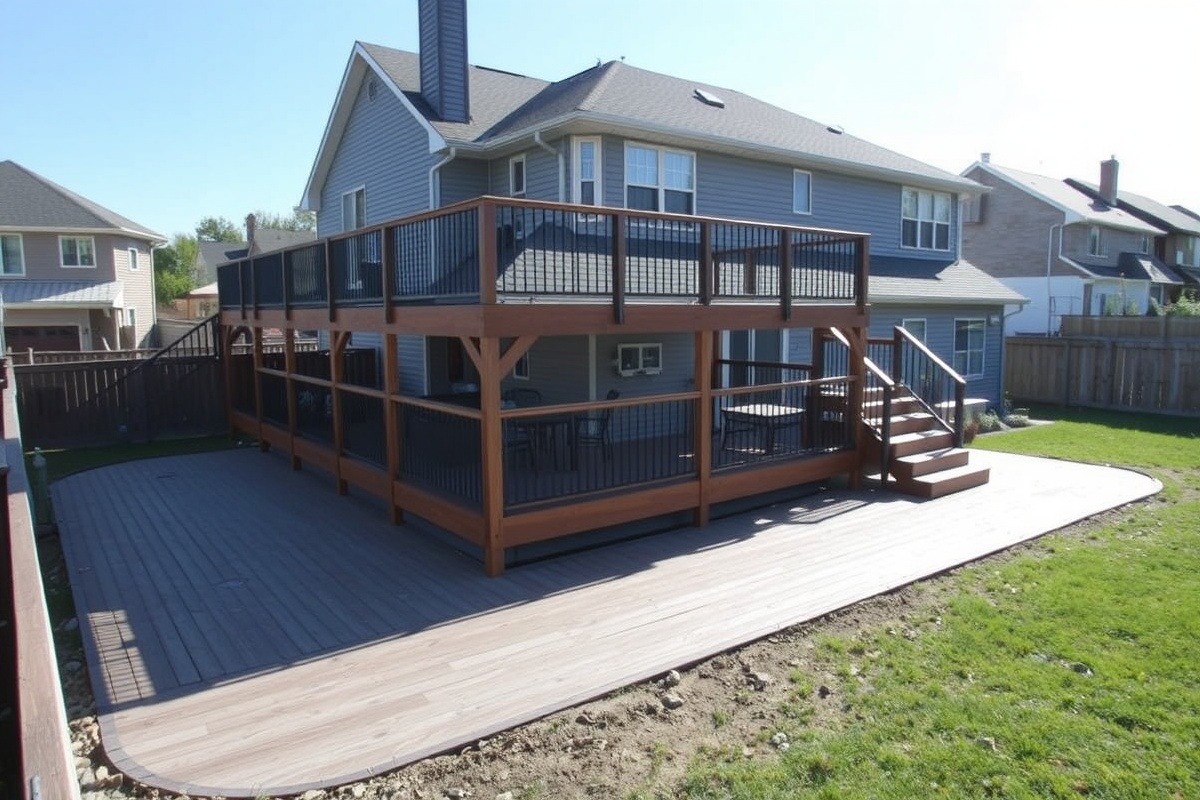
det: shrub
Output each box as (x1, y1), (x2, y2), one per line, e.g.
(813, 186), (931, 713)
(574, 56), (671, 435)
(1003, 413), (1031, 428)
(976, 410), (1004, 433)
(1167, 290), (1200, 317)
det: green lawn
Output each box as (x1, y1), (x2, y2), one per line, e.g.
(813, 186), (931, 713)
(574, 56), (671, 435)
(677, 406), (1200, 799)
(31, 435), (240, 484)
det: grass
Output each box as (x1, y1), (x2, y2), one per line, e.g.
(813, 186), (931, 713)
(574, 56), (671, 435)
(675, 406), (1200, 799)
(30, 435), (241, 484)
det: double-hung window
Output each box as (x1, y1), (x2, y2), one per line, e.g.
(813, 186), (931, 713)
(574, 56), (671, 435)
(573, 137), (601, 206)
(1177, 235), (1199, 268)
(953, 318), (985, 376)
(793, 170), (812, 215)
(0, 234), (24, 275)
(1087, 225), (1103, 257)
(128, 246), (140, 270)
(901, 318), (927, 343)
(509, 155), (526, 197)
(341, 187), (366, 232)
(625, 143), (694, 214)
(60, 236), (96, 267)
(901, 188), (951, 250)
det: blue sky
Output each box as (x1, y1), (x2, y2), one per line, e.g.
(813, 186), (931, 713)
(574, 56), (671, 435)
(4, 0), (1198, 240)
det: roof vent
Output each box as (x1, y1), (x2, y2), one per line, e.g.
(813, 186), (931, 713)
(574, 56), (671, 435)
(694, 88), (725, 108)
(826, 124), (844, 135)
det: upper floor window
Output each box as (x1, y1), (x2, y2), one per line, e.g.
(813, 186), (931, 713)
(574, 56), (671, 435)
(127, 307), (138, 329)
(128, 246), (140, 270)
(625, 143), (694, 214)
(60, 236), (96, 268)
(1087, 225), (1102, 257)
(341, 187), (366, 232)
(0, 234), (24, 275)
(1178, 235), (1200, 268)
(901, 318), (927, 343)
(901, 188), (951, 250)
(953, 318), (985, 376)
(509, 154), (526, 197)
(573, 137), (601, 206)
(1139, 235), (1149, 254)
(792, 170), (812, 215)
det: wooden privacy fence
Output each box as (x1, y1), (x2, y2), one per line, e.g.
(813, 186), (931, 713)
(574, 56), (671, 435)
(1006, 336), (1200, 415)
(15, 356), (227, 448)
(1059, 315), (1200, 340)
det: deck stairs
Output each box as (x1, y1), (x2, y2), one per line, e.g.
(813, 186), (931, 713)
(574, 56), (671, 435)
(863, 386), (990, 498)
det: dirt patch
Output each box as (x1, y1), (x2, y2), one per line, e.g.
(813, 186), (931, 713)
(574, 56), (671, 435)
(47, 485), (1172, 800)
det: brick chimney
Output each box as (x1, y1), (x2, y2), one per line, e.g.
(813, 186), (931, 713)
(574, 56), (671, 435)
(245, 213), (257, 247)
(981, 152), (990, 164)
(418, 0), (470, 123)
(1099, 156), (1119, 206)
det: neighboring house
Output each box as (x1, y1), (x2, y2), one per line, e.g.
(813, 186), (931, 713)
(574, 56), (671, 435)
(192, 213), (316, 285)
(0, 160), (165, 351)
(1064, 174), (1200, 289)
(219, 0), (1015, 574)
(962, 156), (1183, 335)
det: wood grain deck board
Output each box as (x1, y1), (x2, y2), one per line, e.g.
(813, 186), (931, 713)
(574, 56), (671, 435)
(51, 447), (1159, 797)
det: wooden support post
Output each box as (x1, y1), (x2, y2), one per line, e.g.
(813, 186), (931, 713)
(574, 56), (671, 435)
(808, 327), (827, 448)
(282, 251), (293, 322)
(252, 326), (267, 451)
(743, 251), (757, 295)
(779, 229), (792, 321)
(331, 330), (349, 495)
(847, 327), (867, 489)
(238, 261), (246, 318)
(325, 238), (336, 324)
(479, 336), (505, 576)
(384, 332), (403, 524)
(285, 328), (300, 470)
(479, 200), (497, 305)
(382, 224), (395, 325)
(250, 258), (260, 322)
(693, 329), (714, 527)
(612, 211), (626, 324)
(855, 235), (870, 313)
(699, 222), (713, 305)
(222, 325), (238, 440)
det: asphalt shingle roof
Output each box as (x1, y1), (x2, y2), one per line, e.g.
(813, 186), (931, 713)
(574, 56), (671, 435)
(0, 279), (123, 306)
(198, 240), (249, 267)
(1067, 179), (1200, 237)
(0, 161), (164, 241)
(868, 257), (1028, 305)
(250, 228), (317, 256)
(359, 44), (976, 191)
(1116, 252), (1185, 285)
(977, 163), (1162, 234)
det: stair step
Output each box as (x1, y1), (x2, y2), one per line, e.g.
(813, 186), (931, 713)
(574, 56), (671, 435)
(903, 463), (991, 499)
(892, 447), (970, 480)
(864, 397), (921, 415)
(887, 412), (937, 435)
(889, 429), (954, 458)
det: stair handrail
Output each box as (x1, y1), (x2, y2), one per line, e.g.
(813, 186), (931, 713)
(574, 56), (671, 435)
(893, 325), (966, 446)
(863, 356), (894, 486)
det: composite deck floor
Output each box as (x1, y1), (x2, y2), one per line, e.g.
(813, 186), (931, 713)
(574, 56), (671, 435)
(52, 447), (1160, 797)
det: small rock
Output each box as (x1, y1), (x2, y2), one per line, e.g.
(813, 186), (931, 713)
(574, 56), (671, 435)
(710, 657), (728, 670)
(1069, 662), (1094, 677)
(94, 765), (109, 783)
(661, 693), (685, 710)
(787, 659), (802, 667)
(575, 712), (595, 726)
(663, 669), (682, 687)
(742, 746), (755, 758)
(351, 784), (367, 798)
(301, 790), (325, 800)
(976, 736), (998, 752)
(817, 685), (832, 699)
(568, 735), (593, 749)
(747, 671), (772, 691)
(495, 793), (514, 800)
(445, 788), (469, 799)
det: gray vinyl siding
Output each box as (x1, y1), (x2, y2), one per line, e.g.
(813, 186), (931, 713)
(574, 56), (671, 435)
(438, 158), (489, 206)
(417, 0), (469, 123)
(317, 74), (435, 237)
(398, 334), (427, 395)
(500, 335), (589, 403)
(113, 236), (156, 346)
(868, 305), (1004, 407)
(488, 147), (561, 201)
(595, 333), (694, 441)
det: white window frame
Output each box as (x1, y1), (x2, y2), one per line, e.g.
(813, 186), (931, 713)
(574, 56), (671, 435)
(1087, 225), (1103, 257)
(1139, 234), (1149, 254)
(513, 351), (530, 380)
(0, 233), (25, 276)
(59, 235), (97, 268)
(509, 154), (526, 197)
(128, 246), (139, 270)
(901, 318), (927, 343)
(341, 186), (366, 232)
(1178, 235), (1200, 268)
(572, 136), (603, 206)
(623, 141), (696, 215)
(792, 169), (812, 215)
(616, 342), (663, 376)
(901, 187), (952, 251)
(127, 307), (138, 329)
(953, 318), (986, 377)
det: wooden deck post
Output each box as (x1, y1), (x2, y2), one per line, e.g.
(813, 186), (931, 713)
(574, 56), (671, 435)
(847, 326), (867, 489)
(325, 238), (336, 324)
(612, 211), (627, 324)
(479, 200), (497, 306)
(693, 329), (714, 527)
(253, 326), (267, 451)
(699, 222), (713, 305)
(222, 324), (238, 440)
(331, 330), (349, 495)
(779, 229), (793, 321)
(479, 335), (505, 576)
(384, 332), (403, 524)
(382, 224), (395, 326)
(285, 328), (300, 470)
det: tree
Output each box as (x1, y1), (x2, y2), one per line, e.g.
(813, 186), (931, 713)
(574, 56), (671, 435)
(153, 233), (198, 305)
(195, 216), (242, 242)
(252, 208), (316, 232)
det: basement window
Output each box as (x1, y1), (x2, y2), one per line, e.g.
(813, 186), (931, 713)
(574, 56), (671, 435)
(616, 343), (662, 376)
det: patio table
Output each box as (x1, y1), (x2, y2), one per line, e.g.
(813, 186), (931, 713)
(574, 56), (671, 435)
(721, 403), (806, 455)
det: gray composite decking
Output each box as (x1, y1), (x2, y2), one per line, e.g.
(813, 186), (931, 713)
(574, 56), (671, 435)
(52, 448), (1160, 797)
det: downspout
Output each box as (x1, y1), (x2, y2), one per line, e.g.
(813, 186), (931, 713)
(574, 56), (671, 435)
(533, 130), (566, 202)
(428, 146), (458, 209)
(1046, 222), (1062, 335)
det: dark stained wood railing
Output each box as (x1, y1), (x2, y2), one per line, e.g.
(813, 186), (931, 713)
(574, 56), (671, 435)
(218, 196), (869, 319)
(2, 362), (81, 800)
(866, 328), (966, 447)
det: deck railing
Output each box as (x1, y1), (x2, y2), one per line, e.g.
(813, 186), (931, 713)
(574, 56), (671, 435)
(218, 196), (869, 317)
(867, 328), (966, 446)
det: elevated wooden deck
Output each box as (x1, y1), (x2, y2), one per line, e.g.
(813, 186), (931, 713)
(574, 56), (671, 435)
(52, 448), (1159, 797)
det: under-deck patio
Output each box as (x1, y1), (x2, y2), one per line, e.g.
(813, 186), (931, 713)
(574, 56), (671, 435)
(53, 447), (1160, 797)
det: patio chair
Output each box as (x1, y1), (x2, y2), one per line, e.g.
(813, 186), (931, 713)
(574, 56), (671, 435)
(504, 419), (538, 474)
(574, 389), (619, 462)
(502, 387), (542, 407)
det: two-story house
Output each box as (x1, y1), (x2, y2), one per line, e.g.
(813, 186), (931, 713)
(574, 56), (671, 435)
(1064, 171), (1200, 290)
(218, 0), (1019, 574)
(961, 156), (1183, 335)
(0, 160), (164, 352)
(193, 214), (317, 286)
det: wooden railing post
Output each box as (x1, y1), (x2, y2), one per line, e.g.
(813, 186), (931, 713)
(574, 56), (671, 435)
(855, 235), (870, 312)
(892, 327), (903, 384)
(384, 332), (403, 524)
(699, 221), (712, 305)
(252, 326), (266, 451)
(779, 229), (792, 321)
(282, 251), (293, 322)
(847, 327), (867, 489)
(612, 211), (626, 324)
(382, 224), (395, 324)
(325, 238), (336, 323)
(479, 200), (497, 305)
(330, 331), (348, 495)
(693, 329), (714, 527)
(479, 335), (505, 575)
(284, 328), (299, 470)
(238, 261), (246, 318)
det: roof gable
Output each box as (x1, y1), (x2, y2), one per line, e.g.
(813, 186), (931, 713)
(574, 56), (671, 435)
(0, 161), (164, 241)
(1065, 179), (1200, 237)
